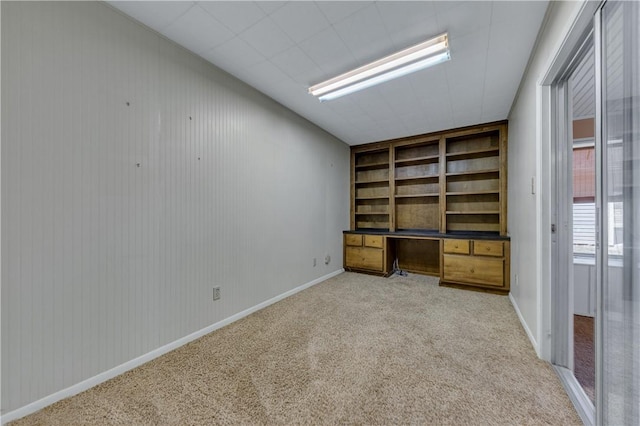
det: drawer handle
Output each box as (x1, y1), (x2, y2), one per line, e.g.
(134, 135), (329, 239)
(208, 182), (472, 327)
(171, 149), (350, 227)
(470, 268), (475, 273)
(454, 244), (459, 248)
(486, 247), (491, 251)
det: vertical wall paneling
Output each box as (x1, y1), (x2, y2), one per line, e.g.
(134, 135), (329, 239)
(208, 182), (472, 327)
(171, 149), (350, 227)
(1, 1), (349, 415)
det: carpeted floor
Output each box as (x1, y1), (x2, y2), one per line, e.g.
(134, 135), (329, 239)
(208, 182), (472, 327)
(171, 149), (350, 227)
(574, 314), (595, 403)
(11, 272), (581, 425)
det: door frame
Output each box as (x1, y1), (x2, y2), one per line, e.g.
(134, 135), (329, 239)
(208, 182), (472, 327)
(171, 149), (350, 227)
(538, 1), (602, 424)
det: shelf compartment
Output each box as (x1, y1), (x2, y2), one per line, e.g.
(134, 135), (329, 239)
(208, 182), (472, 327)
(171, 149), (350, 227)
(355, 167), (389, 183)
(446, 131), (499, 155)
(396, 196), (439, 230)
(445, 147), (499, 160)
(395, 177), (439, 198)
(354, 162), (389, 170)
(446, 191), (499, 213)
(394, 175), (439, 182)
(394, 155), (440, 166)
(354, 149), (389, 170)
(355, 217), (389, 230)
(355, 198), (389, 215)
(395, 162), (439, 180)
(447, 156), (499, 175)
(445, 168), (500, 177)
(446, 213), (500, 233)
(446, 173), (499, 193)
(395, 141), (439, 163)
(355, 180), (388, 199)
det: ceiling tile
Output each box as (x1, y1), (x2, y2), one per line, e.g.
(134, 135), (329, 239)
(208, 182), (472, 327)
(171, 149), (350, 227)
(491, 1), (548, 25)
(160, 5), (234, 54)
(108, 1), (195, 31)
(254, 1), (287, 15)
(298, 27), (355, 77)
(198, 1), (266, 34)
(375, 1), (439, 49)
(270, 46), (322, 84)
(315, 1), (373, 24)
(239, 17), (294, 59)
(202, 37), (265, 73)
(270, 2), (331, 43)
(332, 3), (395, 64)
(436, 1), (493, 41)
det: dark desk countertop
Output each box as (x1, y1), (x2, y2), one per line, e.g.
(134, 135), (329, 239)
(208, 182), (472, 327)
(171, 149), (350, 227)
(343, 229), (510, 241)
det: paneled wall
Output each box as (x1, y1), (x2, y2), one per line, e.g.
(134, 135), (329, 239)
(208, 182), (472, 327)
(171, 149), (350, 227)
(507, 0), (584, 356)
(1, 1), (349, 414)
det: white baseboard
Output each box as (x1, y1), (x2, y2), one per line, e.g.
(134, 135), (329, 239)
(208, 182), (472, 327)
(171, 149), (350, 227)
(509, 292), (540, 356)
(1, 269), (344, 425)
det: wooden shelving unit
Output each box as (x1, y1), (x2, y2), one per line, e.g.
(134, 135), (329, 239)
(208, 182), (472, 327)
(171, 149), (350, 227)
(346, 121), (510, 293)
(352, 147), (390, 231)
(350, 121), (507, 236)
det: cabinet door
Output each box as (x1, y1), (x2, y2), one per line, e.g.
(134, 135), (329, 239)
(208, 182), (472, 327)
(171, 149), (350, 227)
(443, 239), (470, 254)
(345, 234), (363, 247)
(345, 247), (384, 272)
(364, 235), (384, 248)
(473, 240), (503, 257)
(443, 255), (504, 287)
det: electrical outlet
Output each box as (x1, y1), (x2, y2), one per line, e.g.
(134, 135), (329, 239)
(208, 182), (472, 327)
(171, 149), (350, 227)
(324, 254), (331, 265)
(213, 286), (221, 301)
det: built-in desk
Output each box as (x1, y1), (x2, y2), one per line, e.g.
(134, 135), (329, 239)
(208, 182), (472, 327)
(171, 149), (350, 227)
(343, 230), (511, 294)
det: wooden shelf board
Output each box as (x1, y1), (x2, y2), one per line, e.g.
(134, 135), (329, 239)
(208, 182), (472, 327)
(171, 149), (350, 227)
(355, 179), (389, 185)
(395, 155), (439, 165)
(446, 211), (500, 215)
(355, 212), (389, 215)
(446, 168), (500, 177)
(355, 162), (389, 170)
(394, 175), (439, 182)
(356, 196), (389, 200)
(446, 190), (499, 196)
(395, 193), (439, 198)
(446, 147), (499, 159)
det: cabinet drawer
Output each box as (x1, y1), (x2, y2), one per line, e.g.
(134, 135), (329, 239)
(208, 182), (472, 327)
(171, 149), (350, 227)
(345, 234), (363, 247)
(364, 235), (384, 248)
(345, 247), (384, 271)
(443, 255), (504, 287)
(473, 240), (504, 257)
(443, 239), (470, 254)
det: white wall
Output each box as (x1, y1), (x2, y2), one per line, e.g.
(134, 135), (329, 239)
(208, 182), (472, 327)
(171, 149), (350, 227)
(507, 0), (587, 356)
(1, 1), (349, 416)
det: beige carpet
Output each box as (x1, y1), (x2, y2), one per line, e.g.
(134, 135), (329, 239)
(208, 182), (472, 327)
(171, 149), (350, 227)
(11, 272), (580, 425)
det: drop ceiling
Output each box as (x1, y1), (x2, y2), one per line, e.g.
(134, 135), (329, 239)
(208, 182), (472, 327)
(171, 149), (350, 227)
(108, 1), (549, 145)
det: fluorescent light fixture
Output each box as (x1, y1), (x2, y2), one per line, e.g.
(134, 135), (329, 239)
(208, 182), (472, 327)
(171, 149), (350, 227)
(309, 33), (450, 101)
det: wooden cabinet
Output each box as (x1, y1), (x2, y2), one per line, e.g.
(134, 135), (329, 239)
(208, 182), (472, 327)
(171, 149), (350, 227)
(346, 121), (510, 294)
(442, 239), (510, 293)
(344, 233), (389, 275)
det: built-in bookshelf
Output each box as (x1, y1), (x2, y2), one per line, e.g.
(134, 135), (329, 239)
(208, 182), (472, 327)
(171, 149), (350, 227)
(350, 121), (507, 236)
(353, 148), (390, 230)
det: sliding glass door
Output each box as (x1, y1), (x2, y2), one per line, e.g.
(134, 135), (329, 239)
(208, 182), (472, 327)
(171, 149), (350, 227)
(598, 0), (640, 423)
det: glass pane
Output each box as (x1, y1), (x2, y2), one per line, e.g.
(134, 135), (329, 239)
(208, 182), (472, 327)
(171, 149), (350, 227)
(569, 45), (596, 403)
(600, 0), (640, 423)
